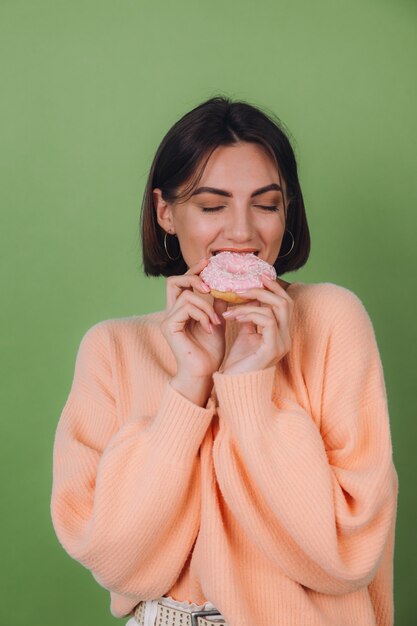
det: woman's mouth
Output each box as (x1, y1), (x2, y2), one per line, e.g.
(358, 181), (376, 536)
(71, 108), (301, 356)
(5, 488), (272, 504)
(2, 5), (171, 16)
(211, 249), (259, 256)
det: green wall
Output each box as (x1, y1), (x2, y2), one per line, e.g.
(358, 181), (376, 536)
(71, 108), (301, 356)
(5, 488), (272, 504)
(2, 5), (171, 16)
(1, 0), (415, 624)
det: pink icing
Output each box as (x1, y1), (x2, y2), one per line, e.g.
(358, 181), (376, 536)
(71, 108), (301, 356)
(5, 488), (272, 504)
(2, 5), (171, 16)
(200, 251), (277, 292)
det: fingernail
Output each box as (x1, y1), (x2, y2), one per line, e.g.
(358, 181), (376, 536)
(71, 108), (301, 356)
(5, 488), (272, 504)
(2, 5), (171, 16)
(214, 313), (221, 324)
(222, 310), (234, 317)
(235, 290), (248, 295)
(261, 274), (272, 281)
(201, 283), (211, 292)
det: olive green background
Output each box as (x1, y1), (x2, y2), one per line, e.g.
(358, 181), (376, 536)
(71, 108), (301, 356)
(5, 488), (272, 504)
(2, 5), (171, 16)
(1, 0), (416, 624)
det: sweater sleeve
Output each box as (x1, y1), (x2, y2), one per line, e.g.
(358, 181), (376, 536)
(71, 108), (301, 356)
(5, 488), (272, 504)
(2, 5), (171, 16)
(212, 288), (398, 596)
(51, 321), (214, 598)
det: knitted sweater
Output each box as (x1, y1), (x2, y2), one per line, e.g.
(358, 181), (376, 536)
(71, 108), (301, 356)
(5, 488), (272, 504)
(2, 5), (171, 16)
(50, 281), (398, 626)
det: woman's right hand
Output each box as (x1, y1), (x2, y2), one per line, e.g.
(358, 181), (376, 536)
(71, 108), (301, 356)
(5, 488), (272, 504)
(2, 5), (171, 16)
(160, 258), (227, 405)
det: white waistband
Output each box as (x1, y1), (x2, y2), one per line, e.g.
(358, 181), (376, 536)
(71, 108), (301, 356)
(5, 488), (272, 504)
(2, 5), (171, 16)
(131, 595), (220, 626)
(156, 595), (217, 612)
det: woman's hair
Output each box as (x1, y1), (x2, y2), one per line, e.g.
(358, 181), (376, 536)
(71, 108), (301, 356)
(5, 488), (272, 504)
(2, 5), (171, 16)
(140, 95), (310, 277)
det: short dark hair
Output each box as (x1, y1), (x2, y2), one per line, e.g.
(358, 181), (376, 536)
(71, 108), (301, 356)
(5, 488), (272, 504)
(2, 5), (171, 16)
(140, 95), (310, 277)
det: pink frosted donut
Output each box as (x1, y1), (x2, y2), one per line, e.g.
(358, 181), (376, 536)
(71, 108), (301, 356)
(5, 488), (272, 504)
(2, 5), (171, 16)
(200, 251), (277, 303)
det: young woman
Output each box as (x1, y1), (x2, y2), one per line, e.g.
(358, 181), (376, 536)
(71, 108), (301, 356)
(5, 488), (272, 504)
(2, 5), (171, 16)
(51, 96), (398, 626)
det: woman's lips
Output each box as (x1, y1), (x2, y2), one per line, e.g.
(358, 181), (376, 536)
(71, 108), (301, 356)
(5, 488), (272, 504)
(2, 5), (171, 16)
(212, 248), (259, 256)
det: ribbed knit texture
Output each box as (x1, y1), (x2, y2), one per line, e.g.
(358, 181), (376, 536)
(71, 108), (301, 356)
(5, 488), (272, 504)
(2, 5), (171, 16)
(50, 282), (398, 626)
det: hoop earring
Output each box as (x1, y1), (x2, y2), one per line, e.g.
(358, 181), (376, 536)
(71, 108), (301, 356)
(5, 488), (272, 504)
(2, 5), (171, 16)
(163, 231), (181, 261)
(277, 229), (295, 258)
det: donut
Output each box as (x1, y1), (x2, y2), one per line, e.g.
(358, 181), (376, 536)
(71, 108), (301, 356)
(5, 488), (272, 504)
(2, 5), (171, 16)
(200, 251), (277, 304)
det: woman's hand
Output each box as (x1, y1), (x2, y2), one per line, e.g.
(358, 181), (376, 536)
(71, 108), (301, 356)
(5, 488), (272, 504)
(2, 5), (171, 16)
(221, 276), (294, 376)
(160, 258), (227, 405)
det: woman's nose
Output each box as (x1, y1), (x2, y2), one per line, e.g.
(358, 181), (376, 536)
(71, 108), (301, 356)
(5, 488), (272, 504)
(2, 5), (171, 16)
(224, 207), (255, 242)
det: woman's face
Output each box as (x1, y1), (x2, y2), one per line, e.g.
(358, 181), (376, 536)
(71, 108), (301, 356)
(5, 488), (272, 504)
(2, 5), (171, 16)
(154, 141), (288, 268)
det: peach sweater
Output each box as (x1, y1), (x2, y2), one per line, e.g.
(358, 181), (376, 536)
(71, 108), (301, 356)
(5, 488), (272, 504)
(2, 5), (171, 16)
(51, 281), (398, 626)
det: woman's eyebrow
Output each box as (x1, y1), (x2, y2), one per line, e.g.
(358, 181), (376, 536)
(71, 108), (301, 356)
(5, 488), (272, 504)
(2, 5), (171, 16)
(191, 183), (282, 198)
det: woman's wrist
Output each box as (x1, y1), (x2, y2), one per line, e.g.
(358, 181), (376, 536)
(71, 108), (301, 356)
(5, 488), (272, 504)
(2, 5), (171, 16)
(170, 374), (214, 407)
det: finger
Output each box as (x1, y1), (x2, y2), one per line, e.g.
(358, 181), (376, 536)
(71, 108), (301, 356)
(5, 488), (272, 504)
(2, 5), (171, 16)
(238, 305), (291, 359)
(234, 290), (277, 308)
(166, 271), (211, 309)
(185, 257), (211, 295)
(234, 310), (276, 326)
(171, 290), (221, 326)
(236, 275), (294, 304)
(226, 308), (275, 338)
(260, 276), (294, 304)
(233, 293), (292, 357)
(231, 304), (276, 334)
(223, 304), (273, 320)
(212, 298), (228, 329)
(268, 299), (289, 331)
(167, 302), (213, 335)
(236, 320), (258, 335)
(235, 279), (293, 330)
(235, 311), (278, 345)
(234, 285), (290, 308)
(260, 276), (293, 333)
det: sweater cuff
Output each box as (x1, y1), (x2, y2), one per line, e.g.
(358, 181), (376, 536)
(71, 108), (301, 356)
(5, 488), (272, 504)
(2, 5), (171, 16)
(146, 380), (214, 460)
(213, 366), (276, 434)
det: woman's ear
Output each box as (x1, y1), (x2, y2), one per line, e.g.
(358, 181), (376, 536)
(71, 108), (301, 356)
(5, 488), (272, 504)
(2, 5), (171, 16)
(153, 188), (175, 234)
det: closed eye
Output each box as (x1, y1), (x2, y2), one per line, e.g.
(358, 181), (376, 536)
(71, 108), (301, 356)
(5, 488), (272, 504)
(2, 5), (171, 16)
(200, 205), (279, 212)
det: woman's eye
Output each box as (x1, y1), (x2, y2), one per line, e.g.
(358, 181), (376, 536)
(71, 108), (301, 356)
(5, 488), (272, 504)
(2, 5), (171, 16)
(199, 204), (279, 212)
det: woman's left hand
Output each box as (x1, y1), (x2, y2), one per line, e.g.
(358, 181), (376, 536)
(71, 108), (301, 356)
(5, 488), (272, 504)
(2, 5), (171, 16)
(221, 276), (294, 375)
